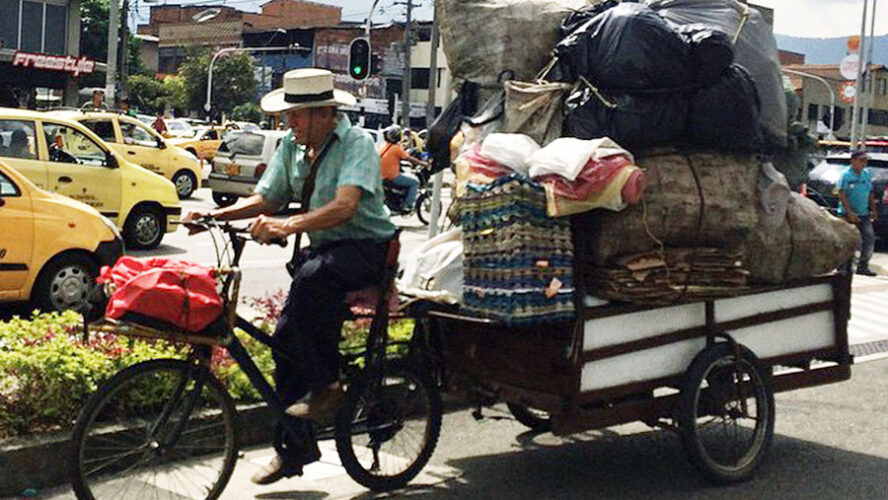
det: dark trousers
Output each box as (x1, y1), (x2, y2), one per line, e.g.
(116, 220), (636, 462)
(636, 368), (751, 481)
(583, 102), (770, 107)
(272, 238), (388, 466)
(856, 215), (875, 271)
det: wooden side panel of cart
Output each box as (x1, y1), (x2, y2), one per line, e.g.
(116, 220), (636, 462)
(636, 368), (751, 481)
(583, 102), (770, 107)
(431, 274), (852, 436)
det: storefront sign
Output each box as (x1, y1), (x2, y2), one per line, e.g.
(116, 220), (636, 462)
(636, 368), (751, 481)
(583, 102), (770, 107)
(12, 51), (95, 77)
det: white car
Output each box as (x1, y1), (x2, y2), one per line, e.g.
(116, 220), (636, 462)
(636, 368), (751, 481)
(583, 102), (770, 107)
(165, 119), (195, 138)
(207, 130), (288, 206)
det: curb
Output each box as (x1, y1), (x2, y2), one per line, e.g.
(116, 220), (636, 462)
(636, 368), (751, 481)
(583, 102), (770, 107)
(0, 404), (274, 498)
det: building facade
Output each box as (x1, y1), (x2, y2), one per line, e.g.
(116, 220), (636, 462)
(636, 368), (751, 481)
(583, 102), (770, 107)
(784, 63), (888, 139)
(0, 0), (91, 107)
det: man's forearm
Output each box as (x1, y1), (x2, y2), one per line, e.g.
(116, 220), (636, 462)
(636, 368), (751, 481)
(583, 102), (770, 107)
(289, 198), (356, 232)
(211, 194), (277, 220)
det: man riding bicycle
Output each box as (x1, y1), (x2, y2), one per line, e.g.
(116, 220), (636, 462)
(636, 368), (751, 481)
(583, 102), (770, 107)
(184, 68), (396, 484)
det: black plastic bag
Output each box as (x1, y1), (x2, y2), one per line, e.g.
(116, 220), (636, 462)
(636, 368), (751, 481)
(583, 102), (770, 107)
(427, 82), (480, 174)
(553, 2), (694, 90)
(558, 0), (620, 38)
(677, 24), (734, 86)
(688, 64), (762, 152)
(563, 85), (689, 148)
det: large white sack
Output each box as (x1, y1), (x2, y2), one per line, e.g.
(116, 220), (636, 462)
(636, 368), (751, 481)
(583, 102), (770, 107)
(480, 133), (541, 175)
(529, 137), (633, 181)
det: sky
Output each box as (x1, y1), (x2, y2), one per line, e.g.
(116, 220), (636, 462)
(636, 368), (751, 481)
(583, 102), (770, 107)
(132, 0), (883, 39)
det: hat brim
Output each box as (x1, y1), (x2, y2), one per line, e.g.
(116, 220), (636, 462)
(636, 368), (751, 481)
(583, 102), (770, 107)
(260, 88), (357, 113)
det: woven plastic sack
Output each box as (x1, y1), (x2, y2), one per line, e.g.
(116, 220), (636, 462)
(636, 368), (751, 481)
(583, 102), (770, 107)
(502, 80), (573, 146)
(438, 0), (591, 86)
(98, 257), (223, 333)
(571, 151), (760, 266)
(744, 194), (859, 284)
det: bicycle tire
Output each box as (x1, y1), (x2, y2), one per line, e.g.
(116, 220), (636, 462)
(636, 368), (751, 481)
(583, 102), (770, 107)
(69, 359), (239, 500)
(335, 363), (442, 491)
(678, 343), (775, 485)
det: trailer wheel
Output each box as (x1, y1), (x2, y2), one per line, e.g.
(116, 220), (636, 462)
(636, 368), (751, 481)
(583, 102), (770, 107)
(678, 343), (774, 485)
(507, 403), (552, 432)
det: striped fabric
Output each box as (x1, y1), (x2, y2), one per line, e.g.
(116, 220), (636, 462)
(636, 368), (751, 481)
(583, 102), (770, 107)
(460, 174), (576, 325)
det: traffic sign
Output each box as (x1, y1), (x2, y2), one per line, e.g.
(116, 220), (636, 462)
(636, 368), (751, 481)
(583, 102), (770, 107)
(841, 54), (860, 80)
(847, 35), (861, 54)
(840, 82), (857, 104)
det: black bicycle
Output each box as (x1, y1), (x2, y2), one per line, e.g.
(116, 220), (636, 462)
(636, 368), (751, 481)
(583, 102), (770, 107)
(68, 219), (442, 499)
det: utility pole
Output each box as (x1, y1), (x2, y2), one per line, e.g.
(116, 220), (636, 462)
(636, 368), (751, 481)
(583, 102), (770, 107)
(861, 0), (878, 142)
(120, 0), (129, 102)
(851, 0), (869, 147)
(401, 0), (413, 128)
(105, 0), (120, 104)
(426, 2), (444, 237)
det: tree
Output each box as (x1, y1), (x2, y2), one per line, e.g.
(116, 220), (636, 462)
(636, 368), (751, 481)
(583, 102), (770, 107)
(178, 48), (258, 120)
(159, 76), (190, 116)
(79, 0), (148, 89)
(126, 74), (165, 113)
(231, 102), (263, 123)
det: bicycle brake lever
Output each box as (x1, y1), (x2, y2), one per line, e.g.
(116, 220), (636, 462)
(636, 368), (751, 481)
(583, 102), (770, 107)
(268, 237), (288, 247)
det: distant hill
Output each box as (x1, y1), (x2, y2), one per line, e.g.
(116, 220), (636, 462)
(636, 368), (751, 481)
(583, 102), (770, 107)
(775, 34), (888, 65)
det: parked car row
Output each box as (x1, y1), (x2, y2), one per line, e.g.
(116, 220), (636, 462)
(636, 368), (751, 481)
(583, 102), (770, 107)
(0, 107), (184, 314)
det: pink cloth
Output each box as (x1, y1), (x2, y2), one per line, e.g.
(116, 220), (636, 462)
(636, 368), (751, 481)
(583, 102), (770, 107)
(537, 155), (633, 200)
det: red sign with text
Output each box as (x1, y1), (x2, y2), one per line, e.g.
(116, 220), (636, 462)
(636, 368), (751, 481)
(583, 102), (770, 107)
(12, 51), (96, 77)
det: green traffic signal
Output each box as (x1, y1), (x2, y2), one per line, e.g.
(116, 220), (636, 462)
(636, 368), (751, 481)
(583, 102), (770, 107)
(349, 37), (370, 81)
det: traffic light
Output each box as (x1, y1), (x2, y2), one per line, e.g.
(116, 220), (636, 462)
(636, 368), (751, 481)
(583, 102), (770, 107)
(348, 37), (371, 81)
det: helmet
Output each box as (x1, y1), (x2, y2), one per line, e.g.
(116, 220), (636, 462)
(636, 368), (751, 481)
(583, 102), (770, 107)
(383, 125), (403, 144)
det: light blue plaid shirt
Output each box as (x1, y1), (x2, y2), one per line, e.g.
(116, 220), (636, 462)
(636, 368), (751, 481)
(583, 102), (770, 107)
(255, 113), (395, 247)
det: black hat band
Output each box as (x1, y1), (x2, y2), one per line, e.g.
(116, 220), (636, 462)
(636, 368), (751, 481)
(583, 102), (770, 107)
(284, 90), (334, 104)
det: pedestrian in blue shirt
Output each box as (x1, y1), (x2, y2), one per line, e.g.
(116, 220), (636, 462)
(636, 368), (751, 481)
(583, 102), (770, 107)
(837, 150), (877, 276)
(184, 69), (396, 483)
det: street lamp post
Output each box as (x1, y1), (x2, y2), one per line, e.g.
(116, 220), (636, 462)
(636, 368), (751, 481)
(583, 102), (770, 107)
(782, 68), (837, 140)
(204, 44), (307, 119)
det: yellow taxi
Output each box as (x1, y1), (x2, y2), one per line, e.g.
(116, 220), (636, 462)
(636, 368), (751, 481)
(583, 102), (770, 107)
(167, 126), (225, 161)
(50, 111), (203, 199)
(0, 107), (180, 249)
(0, 159), (123, 313)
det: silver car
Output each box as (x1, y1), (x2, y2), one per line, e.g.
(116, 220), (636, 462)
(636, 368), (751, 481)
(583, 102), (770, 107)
(208, 130), (288, 206)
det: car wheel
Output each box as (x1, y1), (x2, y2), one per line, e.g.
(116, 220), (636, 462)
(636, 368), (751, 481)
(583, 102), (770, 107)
(124, 205), (165, 250)
(172, 170), (197, 199)
(32, 254), (98, 313)
(212, 192), (237, 207)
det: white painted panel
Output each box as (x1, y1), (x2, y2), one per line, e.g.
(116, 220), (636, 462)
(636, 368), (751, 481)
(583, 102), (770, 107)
(729, 311), (836, 358)
(583, 303), (706, 351)
(580, 311), (836, 393)
(581, 338), (706, 392)
(715, 284), (833, 322)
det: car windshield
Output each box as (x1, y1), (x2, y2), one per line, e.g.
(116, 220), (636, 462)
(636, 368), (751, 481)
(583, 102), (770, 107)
(219, 131), (264, 156)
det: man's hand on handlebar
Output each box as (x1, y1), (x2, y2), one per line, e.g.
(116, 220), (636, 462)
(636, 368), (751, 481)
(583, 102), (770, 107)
(183, 210), (213, 234)
(250, 214), (295, 244)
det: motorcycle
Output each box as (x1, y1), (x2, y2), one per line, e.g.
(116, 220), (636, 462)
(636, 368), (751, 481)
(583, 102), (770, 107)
(384, 161), (441, 225)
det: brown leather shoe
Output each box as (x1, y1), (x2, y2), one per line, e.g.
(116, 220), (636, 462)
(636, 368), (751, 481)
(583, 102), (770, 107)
(251, 454), (291, 485)
(285, 386), (344, 421)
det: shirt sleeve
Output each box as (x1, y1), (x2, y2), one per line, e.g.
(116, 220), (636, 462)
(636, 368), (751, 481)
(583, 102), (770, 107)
(838, 170), (851, 191)
(396, 145), (410, 160)
(337, 131), (382, 195)
(255, 133), (296, 205)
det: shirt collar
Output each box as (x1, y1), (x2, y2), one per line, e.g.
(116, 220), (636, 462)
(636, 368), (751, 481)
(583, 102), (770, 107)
(332, 112), (352, 140)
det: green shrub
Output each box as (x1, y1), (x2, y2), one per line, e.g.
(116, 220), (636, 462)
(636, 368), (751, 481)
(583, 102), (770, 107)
(0, 294), (414, 439)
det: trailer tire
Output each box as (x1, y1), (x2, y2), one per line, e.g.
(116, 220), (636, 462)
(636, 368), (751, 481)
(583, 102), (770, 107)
(507, 403), (552, 432)
(679, 343), (774, 485)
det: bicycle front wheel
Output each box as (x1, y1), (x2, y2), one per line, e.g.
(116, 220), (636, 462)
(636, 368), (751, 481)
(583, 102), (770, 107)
(69, 359), (238, 500)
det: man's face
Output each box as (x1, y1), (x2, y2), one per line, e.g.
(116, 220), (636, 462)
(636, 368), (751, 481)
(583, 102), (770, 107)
(852, 156), (867, 171)
(92, 91), (103, 104)
(285, 107), (335, 146)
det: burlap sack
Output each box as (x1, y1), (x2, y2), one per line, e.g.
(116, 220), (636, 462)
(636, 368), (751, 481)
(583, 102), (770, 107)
(745, 193), (859, 284)
(572, 151), (760, 266)
(438, 0), (593, 86)
(503, 80), (574, 146)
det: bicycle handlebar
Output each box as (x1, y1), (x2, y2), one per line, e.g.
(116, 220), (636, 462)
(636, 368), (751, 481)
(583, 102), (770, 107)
(184, 217), (288, 248)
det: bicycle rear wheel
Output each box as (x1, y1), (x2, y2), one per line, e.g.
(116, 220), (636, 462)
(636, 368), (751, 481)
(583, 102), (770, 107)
(335, 363), (442, 491)
(69, 359), (238, 500)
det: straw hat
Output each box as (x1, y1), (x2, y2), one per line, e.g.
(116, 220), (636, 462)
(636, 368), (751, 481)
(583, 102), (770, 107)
(260, 68), (356, 113)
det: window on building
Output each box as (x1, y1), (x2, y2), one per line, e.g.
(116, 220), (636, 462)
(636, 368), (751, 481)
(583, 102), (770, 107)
(44, 3), (66, 55)
(807, 103), (819, 123)
(867, 109), (888, 127)
(0, 0), (20, 50)
(879, 78), (888, 97)
(21, 1), (42, 52)
(411, 68), (430, 90)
